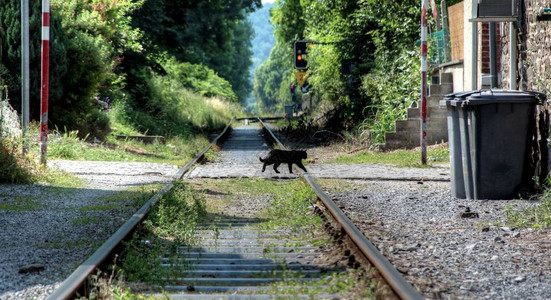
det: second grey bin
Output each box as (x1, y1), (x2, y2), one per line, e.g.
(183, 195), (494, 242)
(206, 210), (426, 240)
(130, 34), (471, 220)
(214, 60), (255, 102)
(440, 90), (481, 199)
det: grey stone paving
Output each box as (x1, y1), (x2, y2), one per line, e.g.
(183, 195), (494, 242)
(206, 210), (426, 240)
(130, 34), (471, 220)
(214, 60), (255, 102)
(187, 123), (450, 182)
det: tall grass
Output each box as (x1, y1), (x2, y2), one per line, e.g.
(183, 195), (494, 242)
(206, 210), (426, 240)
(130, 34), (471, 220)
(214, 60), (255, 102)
(359, 50), (420, 146)
(121, 60), (244, 137)
(506, 179), (551, 229)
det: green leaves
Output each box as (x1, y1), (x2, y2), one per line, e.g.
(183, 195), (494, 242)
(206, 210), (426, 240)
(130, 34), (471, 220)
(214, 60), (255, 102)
(254, 0), (422, 145)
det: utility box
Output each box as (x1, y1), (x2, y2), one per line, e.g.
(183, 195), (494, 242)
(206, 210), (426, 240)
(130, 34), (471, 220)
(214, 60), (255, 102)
(284, 105), (294, 119)
(477, 0), (518, 20)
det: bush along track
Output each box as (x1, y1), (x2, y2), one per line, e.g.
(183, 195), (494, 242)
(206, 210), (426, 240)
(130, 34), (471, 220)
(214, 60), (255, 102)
(100, 177), (375, 299)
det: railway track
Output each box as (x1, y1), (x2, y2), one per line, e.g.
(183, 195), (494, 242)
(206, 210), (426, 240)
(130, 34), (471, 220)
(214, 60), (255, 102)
(46, 118), (422, 300)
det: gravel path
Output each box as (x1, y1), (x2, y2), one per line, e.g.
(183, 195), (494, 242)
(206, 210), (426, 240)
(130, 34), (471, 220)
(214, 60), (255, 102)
(0, 161), (178, 300)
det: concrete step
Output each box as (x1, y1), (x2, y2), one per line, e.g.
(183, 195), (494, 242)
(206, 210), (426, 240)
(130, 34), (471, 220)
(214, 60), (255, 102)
(395, 119), (420, 132)
(382, 130), (449, 151)
(407, 108), (420, 119)
(428, 107), (447, 118)
(394, 116), (446, 133)
(441, 72), (453, 84)
(429, 83), (453, 96)
(385, 131), (418, 145)
(428, 130), (448, 144)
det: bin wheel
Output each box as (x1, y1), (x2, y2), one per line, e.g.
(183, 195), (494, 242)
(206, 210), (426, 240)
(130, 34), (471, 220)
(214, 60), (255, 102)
(517, 188), (531, 200)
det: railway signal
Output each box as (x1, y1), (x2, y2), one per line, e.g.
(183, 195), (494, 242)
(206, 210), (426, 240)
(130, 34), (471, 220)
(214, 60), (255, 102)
(294, 40), (309, 69)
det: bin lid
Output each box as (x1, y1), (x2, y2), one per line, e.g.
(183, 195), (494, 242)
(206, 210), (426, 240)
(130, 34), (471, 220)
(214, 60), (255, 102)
(462, 89), (546, 106)
(444, 90), (485, 100)
(441, 90), (485, 107)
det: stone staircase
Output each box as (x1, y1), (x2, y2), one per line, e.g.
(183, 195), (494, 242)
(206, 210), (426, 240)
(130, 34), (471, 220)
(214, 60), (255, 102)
(379, 72), (453, 150)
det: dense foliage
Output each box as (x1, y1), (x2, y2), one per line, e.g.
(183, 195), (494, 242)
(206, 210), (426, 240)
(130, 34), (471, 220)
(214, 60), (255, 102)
(253, 0), (426, 143)
(0, 0), (261, 141)
(118, 58), (241, 136)
(130, 0), (260, 103)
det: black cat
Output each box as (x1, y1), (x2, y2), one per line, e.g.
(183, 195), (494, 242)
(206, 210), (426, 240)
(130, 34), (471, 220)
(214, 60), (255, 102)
(259, 149), (307, 173)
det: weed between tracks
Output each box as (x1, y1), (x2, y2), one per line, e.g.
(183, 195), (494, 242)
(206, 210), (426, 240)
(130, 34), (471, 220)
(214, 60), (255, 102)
(116, 181), (207, 284)
(92, 178), (371, 298)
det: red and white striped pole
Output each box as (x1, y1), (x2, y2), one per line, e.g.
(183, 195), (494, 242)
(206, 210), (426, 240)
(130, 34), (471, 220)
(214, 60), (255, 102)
(40, 0), (50, 166)
(420, 0), (428, 165)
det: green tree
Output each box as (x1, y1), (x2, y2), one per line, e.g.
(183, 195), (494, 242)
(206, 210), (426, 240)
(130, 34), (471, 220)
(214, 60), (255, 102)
(0, 0), (68, 121)
(0, 0), (142, 139)
(254, 0), (422, 130)
(130, 0), (261, 104)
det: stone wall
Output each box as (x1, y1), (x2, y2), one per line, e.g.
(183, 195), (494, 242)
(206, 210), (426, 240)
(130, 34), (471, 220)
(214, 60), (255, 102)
(499, 0), (551, 186)
(0, 95), (22, 141)
(501, 0), (551, 92)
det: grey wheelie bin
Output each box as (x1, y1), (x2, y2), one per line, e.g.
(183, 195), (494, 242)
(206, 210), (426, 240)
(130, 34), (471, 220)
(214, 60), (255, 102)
(459, 90), (545, 200)
(440, 90), (481, 199)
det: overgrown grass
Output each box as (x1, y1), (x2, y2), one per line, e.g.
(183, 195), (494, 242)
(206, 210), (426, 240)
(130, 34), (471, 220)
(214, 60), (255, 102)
(144, 181), (207, 241)
(257, 180), (322, 232)
(81, 259), (159, 300)
(120, 180), (207, 284)
(27, 121), (214, 165)
(197, 178), (324, 238)
(102, 178), (371, 297)
(330, 144), (449, 167)
(0, 195), (38, 211)
(121, 64), (244, 137)
(506, 187), (551, 229)
(359, 50), (420, 146)
(267, 269), (375, 299)
(0, 135), (84, 186)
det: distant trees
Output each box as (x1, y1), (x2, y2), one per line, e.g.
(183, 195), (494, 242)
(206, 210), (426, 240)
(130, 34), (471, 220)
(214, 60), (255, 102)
(0, 0), (261, 139)
(248, 3), (276, 77)
(130, 0), (260, 103)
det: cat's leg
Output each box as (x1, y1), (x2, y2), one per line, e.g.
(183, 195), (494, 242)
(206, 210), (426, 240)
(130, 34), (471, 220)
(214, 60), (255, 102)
(273, 162), (281, 173)
(296, 162), (307, 172)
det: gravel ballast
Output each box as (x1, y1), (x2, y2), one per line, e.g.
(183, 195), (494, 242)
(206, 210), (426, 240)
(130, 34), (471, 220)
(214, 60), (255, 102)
(323, 179), (551, 299)
(0, 161), (178, 300)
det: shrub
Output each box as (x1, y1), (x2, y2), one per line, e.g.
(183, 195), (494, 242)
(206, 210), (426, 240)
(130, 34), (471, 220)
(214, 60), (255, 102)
(165, 58), (238, 103)
(359, 50), (420, 146)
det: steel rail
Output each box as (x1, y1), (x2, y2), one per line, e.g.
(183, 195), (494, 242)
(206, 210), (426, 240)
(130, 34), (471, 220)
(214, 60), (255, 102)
(46, 118), (234, 300)
(258, 118), (423, 300)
